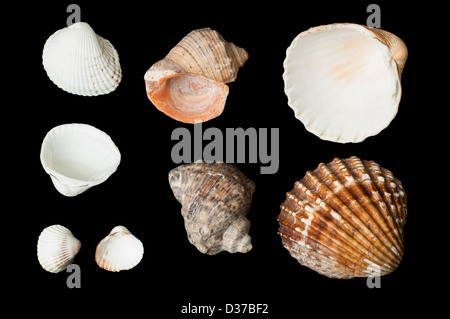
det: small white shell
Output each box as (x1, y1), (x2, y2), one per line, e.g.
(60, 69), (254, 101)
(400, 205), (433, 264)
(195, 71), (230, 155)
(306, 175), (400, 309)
(95, 226), (144, 272)
(37, 225), (81, 273)
(42, 22), (122, 96)
(40, 123), (121, 197)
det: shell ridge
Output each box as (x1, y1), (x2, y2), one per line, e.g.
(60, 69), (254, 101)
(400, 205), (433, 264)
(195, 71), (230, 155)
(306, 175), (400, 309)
(37, 225), (81, 273)
(278, 157), (406, 278)
(42, 22), (121, 96)
(303, 163), (399, 269)
(357, 159), (405, 258)
(370, 164), (407, 252)
(360, 160), (406, 257)
(280, 184), (375, 277)
(324, 158), (401, 266)
(338, 158), (403, 264)
(279, 230), (368, 278)
(281, 185), (393, 276)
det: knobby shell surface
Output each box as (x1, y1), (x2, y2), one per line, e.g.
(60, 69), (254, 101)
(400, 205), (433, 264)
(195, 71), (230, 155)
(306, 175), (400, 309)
(283, 23), (408, 143)
(95, 226), (144, 272)
(37, 225), (81, 273)
(42, 21), (122, 96)
(40, 123), (121, 197)
(277, 157), (407, 279)
(144, 28), (248, 123)
(169, 161), (255, 255)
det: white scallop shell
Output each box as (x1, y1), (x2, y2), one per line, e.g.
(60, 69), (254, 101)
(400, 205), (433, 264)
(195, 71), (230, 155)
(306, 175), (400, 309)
(95, 226), (144, 272)
(40, 123), (121, 197)
(37, 225), (81, 273)
(283, 23), (407, 143)
(42, 22), (122, 96)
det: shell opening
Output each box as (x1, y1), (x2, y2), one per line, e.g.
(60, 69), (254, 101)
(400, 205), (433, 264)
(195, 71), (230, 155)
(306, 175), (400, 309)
(284, 24), (403, 143)
(41, 124), (120, 182)
(149, 74), (229, 123)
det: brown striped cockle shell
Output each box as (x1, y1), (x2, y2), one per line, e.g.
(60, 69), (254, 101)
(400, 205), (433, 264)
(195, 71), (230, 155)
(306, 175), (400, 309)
(277, 157), (407, 279)
(169, 161), (255, 255)
(144, 28), (248, 123)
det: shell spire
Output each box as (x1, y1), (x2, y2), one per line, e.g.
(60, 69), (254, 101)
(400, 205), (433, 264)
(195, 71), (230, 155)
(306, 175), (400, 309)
(277, 156), (407, 279)
(144, 28), (248, 123)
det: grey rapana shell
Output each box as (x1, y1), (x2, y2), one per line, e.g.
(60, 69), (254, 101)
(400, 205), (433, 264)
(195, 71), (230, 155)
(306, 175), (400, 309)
(169, 161), (255, 255)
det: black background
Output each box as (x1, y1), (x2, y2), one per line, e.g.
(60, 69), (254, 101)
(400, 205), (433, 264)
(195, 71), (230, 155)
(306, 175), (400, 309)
(7, 0), (444, 316)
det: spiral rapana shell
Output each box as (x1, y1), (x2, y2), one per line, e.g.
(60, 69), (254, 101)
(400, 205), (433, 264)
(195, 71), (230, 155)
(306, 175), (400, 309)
(169, 161), (255, 255)
(145, 28), (248, 123)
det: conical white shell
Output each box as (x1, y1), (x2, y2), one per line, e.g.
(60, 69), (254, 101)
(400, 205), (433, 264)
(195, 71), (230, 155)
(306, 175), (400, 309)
(283, 23), (407, 143)
(40, 123), (121, 197)
(95, 226), (144, 272)
(42, 22), (122, 96)
(37, 225), (81, 273)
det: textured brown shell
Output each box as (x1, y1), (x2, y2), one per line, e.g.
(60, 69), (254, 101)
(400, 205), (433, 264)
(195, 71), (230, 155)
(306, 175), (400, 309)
(169, 161), (255, 255)
(277, 157), (407, 279)
(144, 28), (248, 123)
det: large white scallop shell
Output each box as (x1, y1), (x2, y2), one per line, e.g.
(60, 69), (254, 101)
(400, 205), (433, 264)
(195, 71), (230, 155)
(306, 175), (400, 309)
(37, 225), (81, 273)
(42, 22), (122, 96)
(283, 23), (407, 143)
(40, 123), (121, 197)
(95, 226), (144, 272)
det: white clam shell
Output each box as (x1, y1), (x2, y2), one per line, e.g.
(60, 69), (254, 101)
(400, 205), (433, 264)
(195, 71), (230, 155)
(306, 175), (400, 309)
(283, 23), (407, 143)
(42, 22), (122, 96)
(37, 225), (81, 273)
(40, 123), (121, 197)
(95, 226), (144, 272)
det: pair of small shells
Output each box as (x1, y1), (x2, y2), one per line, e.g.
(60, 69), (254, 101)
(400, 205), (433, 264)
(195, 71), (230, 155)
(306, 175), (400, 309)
(145, 28), (248, 123)
(169, 161), (255, 255)
(40, 123), (121, 196)
(278, 156), (407, 279)
(37, 225), (143, 273)
(283, 23), (408, 143)
(43, 22), (121, 96)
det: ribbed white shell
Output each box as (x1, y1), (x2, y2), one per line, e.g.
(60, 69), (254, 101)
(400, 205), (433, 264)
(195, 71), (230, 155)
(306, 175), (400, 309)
(283, 23), (406, 143)
(40, 123), (121, 197)
(37, 225), (81, 273)
(95, 226), (144, 272)
(42, 22), (122, 96)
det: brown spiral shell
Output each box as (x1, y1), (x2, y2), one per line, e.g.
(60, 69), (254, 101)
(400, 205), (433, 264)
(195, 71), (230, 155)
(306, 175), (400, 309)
(277, 156), (407, 279)
(169, 161), (255, 255)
